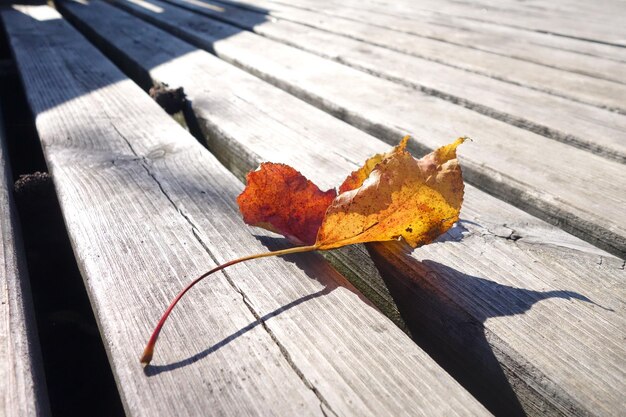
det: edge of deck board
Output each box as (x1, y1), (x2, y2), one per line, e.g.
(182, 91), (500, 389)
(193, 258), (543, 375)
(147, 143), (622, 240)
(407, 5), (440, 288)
(0, 102), (50, 417)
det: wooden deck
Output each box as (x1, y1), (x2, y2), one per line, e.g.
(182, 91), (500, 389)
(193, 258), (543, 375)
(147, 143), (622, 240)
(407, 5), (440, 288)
(1, 1), (625, 416)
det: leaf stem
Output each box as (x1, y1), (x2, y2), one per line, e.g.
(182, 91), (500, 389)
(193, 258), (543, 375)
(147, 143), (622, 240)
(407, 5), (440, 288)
(140, 244), (319, 365)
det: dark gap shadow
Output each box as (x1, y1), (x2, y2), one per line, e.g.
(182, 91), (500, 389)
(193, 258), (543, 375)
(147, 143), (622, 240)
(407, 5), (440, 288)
(366, 241), (600, 417)
(0, 32), (125, 417)
(145, 235), (339, 375)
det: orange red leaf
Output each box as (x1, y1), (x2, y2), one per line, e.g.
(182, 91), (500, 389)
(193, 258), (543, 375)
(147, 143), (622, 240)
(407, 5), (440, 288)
(237, 163), (336, 246)
(237, 137), (466, 251)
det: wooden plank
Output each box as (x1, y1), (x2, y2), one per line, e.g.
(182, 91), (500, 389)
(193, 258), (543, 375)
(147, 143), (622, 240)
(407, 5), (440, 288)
(58, 1), (626, 416)
(420, 0), (626, 46)
(3, 5), (492, 417)
(229, 0), (626, 64)
(165, 0), (626, 114)
(430, 0), (624, 20)
(0, 104), (50, 415)
(312, 0), (626, 47)
(402, 12), (626, 68)
(493, 0), (626, 19)
(161, 0), (626, 164)
(57, 0), (405, 329)
(206, 0), (626, 83)
(112, 0), (626, 258)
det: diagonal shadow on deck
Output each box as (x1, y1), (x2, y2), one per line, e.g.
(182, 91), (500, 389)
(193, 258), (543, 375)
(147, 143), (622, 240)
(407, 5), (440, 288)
(366, 239), (603, 417)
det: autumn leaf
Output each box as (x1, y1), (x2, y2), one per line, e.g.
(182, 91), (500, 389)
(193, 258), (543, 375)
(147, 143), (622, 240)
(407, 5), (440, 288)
(237, 163), (336, 246)
(239, 136), (466, 250)
(339, 136), (410, 194)
(338, 135), (410, 194)
(140, 136), (466, 365)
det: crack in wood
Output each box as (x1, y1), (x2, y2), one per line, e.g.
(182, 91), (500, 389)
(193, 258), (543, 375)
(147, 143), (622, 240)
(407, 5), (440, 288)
(113, 123), (335, 416)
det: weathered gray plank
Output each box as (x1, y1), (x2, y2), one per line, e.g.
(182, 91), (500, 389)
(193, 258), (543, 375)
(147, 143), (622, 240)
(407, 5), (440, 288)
(4, 5), (491, 417)
(58, 1), (626, 416)
(420, 0), (626, 46)
(207, 0), (626, 83)
(166, 0), (626, 114)
(163, 0), (626, 163)
(403, 12), (626, 69)
(295, 0), (626, 63)
(229, 0), (626, 63)
(113, 0), (626, 258)
(496, 0), (626, 19)
(309, 0), (626, 47)
(0, 105), (50, 416)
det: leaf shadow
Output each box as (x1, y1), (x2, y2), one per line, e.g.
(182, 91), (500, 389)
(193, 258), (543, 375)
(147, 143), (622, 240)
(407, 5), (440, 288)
(143, 286), (331, 376)
(366, 241), (607, 417)
(144, 235), (342, 376)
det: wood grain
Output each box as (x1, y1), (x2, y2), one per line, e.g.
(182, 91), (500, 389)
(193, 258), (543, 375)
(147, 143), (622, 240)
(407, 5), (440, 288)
(3, 5), (491, 417)
(0, 105), (50, 416)
(112, 0), (626, 258)
(58, 2), (626, 415)
(162, 0), (626, 163)
(409, 0), (626, 46)
(208, 0), (626, 81)
(164, 0), (626, 114)
(273, 0), (626, 63)
(287, 0), (626, 48)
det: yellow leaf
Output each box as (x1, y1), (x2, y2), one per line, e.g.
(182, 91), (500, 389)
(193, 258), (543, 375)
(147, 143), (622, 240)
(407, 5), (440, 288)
(315, 137), (466, 250)
(339, 135), (410, 193)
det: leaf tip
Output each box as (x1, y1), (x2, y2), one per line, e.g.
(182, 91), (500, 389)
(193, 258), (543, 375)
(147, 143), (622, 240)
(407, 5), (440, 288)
(398, 134), (411, 150)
